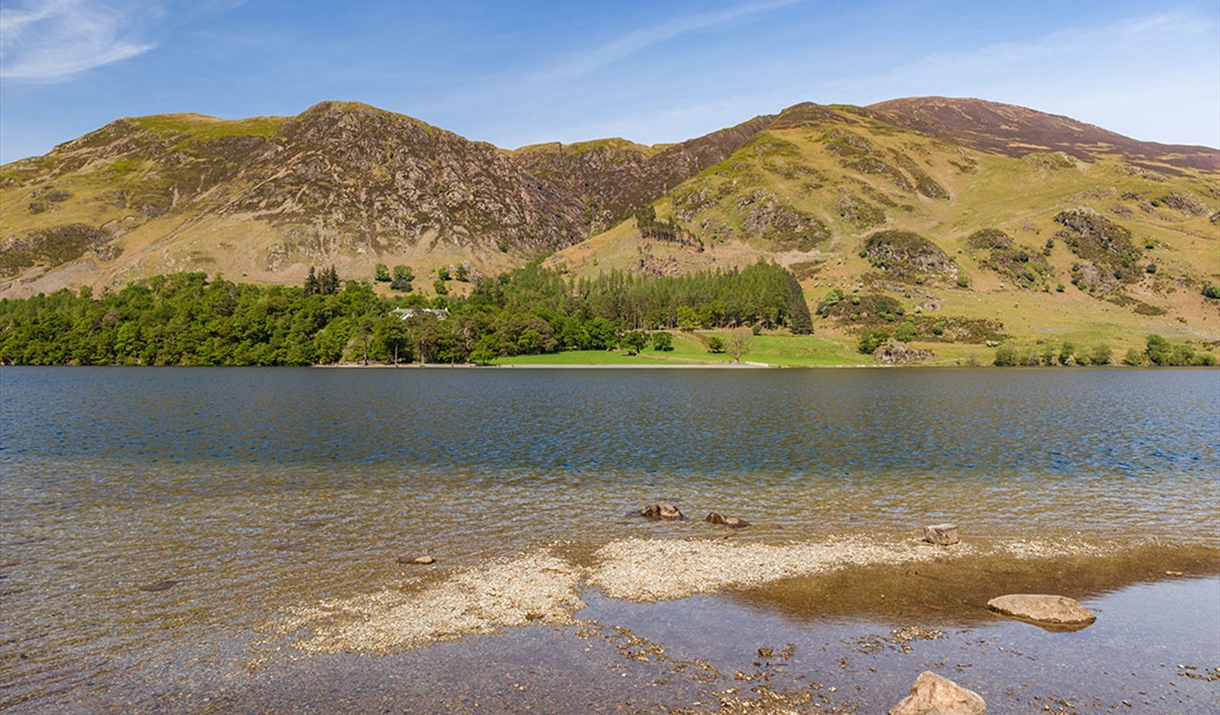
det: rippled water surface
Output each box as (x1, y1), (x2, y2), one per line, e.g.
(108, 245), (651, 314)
(1, 366), (1217, 712)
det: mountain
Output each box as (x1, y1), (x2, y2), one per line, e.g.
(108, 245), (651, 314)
(0, 101), (765, 298)
(2, 97), (1217, 352)
(542, 99), (1219, 352)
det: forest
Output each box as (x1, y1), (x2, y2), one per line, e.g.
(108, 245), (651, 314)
(0, 261), (812, 366)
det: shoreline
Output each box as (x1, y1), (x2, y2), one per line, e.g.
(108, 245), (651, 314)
(271, 535), (1220, 655)
(240, 537), (1220, 715)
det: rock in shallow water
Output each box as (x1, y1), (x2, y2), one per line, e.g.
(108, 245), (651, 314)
(398, 555), (436, 565)
(706, 512), (750, 528)
(923, 523), (960, 545)
(889, 670), (986, 715)
(638, 504), (683, 520)
(987, 593), (1095, 627)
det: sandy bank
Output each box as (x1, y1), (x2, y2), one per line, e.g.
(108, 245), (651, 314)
(272, 535), (1215, 655)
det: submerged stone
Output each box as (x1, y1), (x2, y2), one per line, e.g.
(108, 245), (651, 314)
(398, 555), (436, 565)
(139, 579), (178, 592)
(638, 504), (683, 520)
(706, 512), (750, 528)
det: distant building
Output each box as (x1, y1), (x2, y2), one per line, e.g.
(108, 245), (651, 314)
(392, 307), (450, 320)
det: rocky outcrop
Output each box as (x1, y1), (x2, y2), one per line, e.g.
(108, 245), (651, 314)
(890, 671), (986, 715)
(987, 594), (1095, 629)
(874, 342), (935, 364)
(512, 115), (773, 235)
(864, 230), (959, 281)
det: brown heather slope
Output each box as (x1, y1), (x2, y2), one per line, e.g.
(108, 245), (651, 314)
(869, 96), (1219, 173)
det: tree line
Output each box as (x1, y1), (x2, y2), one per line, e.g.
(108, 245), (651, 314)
(0, 260), (812, 366)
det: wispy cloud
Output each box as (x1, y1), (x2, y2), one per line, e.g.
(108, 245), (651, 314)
(535, 0), (802, 85)
(0, 0), (156, 80)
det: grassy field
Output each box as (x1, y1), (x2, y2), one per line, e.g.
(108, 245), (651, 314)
(492, 331), (873, 367)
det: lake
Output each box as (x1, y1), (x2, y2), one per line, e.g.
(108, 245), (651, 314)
(1, 366), (1217, 713)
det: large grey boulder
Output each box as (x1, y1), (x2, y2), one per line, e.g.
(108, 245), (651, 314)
(987, 594), (1095, 628)
(890, 671), (986, 715)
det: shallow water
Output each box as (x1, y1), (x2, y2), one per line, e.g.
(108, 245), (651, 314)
(1, 366), (1217, 712)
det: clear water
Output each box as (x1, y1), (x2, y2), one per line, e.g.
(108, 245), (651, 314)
(1, 366), (1217, 712)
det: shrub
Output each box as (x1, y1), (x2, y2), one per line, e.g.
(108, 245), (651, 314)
(1092, 344), (1112, 366)
(857, 329), (889, 354)
(956, 275), (970, 288)
(706, 336), (725, 353)
(1122, 348), (1144, 366)
(1145, 334), (1171, 365)
(993, 343), (1019, 366)
(650, 331), (674, 351)
(1203, 283), (1220, 300)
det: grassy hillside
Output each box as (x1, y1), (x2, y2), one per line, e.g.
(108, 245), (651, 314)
(545, 102), (1220, 360)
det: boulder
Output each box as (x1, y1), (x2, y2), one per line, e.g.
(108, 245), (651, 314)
(890, 671), (986, 715)
(923, 523), (960, 545)
(987, 594), (1095, 628)
(706, 512), (750, 528)
(398, 555), (436, 565)
(638, 503), (683, 520)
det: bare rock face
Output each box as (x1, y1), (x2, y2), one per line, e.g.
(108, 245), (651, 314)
(638, 504), (683, 521)
(890, 671), (986, 715)
(706, 512), (750, 528)
(875, 342), (935, 365)
(923, 523), (960, 545)
(987, 594), (1095, 629)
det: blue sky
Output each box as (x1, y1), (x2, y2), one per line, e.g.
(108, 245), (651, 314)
(1, 0), (1217, 164)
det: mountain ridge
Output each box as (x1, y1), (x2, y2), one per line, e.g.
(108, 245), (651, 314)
(2, 96), (1217, 352)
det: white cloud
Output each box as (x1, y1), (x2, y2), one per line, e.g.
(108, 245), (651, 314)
(534, 0), (802, 85)
(0, 0), (156, 80)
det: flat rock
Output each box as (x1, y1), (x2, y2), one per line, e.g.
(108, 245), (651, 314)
(706, 512), (750, 528)
(139, 579), (178, 592)
(987, 593), (1095, 627)
(398, 555), (436, 565)
(638, 503), (683, 521)
(890, 670), (986, 715)
(923, 523), (960, 545)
